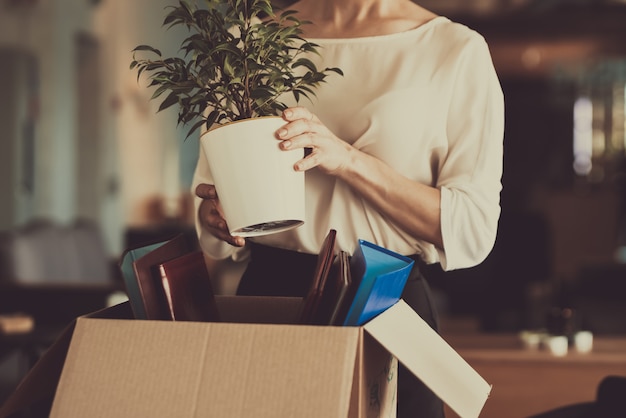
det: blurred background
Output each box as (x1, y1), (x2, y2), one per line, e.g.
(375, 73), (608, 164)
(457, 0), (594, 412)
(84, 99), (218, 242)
(0, 0), (626, 415)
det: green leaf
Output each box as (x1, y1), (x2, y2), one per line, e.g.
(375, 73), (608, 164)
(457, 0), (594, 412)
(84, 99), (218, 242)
(291, 58), (317, 72)
(185, 118), (206, 140)
(158, 92), (180, 112)
(329, 67), (344, 76)
(129, 0), (343, 134)
(132, 45), (162, 56)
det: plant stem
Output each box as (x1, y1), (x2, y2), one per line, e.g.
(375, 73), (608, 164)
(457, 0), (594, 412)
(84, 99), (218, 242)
(241, 0), (253, 118)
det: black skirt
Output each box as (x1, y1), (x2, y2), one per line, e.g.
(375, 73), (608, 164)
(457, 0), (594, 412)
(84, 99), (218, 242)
(237, 242), (445, 418)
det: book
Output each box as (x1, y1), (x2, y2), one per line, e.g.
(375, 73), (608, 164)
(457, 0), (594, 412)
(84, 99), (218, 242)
(126, 234), (191, 320)
(158, 251), (220, 322)
(121, 231), (412, 327)
(316, 250), (352, 326)
(119, 240), (170, 319)
(298, 229), (337, 324)
(342, 240), (414, 326)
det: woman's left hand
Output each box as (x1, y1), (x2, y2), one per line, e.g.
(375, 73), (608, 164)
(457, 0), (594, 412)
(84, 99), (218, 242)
(278, 107), (352, 175)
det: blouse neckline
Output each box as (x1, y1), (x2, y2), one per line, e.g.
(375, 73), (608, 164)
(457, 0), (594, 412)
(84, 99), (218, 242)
(304, 16), (449, 44)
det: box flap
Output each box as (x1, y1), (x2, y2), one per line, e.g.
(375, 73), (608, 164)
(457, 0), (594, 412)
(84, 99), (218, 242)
(364, 300), (491, 418)
(0, 323), (73, 418)
(215, 295), (301, 324)
(50, 318), (361, 418)
(0, 302), (133, 418)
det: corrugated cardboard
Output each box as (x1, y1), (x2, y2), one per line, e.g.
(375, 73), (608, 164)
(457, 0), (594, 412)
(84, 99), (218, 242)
(0, 297), (490, 418)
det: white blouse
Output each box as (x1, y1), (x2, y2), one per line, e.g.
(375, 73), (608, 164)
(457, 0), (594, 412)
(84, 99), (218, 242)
(192, 16), (504, 271)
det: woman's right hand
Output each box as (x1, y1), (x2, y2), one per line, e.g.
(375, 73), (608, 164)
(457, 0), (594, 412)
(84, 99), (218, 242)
(195, 183), (246, 247)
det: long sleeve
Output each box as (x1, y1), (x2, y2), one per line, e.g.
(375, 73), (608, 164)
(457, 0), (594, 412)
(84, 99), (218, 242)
(436, 36), (504, 270)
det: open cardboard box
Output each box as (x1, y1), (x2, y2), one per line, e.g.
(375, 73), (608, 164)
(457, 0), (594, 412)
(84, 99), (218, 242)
(0, 296), (491, 418)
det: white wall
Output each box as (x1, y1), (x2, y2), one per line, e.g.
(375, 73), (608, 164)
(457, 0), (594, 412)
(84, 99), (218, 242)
(0, 0), (197, 255)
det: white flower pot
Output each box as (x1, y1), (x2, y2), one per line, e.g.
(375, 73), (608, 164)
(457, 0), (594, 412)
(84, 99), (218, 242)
(200, 116), (305, 237)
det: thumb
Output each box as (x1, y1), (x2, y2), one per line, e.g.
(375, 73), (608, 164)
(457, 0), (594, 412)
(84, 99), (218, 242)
(195, 183), (217, 199)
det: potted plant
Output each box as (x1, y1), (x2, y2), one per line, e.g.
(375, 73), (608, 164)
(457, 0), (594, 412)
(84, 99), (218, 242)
(130, 0), (342, 236)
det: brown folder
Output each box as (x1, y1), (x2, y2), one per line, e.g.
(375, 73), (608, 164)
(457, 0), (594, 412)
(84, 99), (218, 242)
(131, 234), (191, 320)
(158, 251), (220, 322)
(324, 250), (352, 326)
(298, 229), (337, 324)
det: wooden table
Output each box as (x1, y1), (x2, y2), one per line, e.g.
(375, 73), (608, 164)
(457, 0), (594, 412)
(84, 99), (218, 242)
(442, 333), (626, 418)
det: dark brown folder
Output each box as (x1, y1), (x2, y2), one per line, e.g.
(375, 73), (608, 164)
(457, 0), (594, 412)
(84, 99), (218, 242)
(324, 250), (352, 326)
(298, 229), (337, 324)
(158, 251), (220, 322)
(131, 234), (191, 320)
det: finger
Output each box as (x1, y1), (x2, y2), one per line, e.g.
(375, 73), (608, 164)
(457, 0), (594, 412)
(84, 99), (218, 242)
(199, 200), (245, 247)
(195, 183), (217, 199)
(215, 228), (244, 247)
(277, 118), (318, 144)
(213, 222), (245, 247)
(282, 107), (317, 122)
(228, 235), (246, 247)
(203, 210), (245, 247)
(294, 151), (319, 172)
(280, 129), (317, 153)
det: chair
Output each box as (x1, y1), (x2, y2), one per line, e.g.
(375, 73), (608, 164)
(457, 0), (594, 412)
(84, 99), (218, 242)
(529, 375), (626, 418)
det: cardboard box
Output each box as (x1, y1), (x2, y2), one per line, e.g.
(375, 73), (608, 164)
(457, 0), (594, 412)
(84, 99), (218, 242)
(0, 297), (491, 418)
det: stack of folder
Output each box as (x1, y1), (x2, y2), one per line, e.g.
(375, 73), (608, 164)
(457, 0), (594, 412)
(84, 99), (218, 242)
(298, 229), (414, 326)
(120, 230), (414, 327)
(119, 234), (219, 322)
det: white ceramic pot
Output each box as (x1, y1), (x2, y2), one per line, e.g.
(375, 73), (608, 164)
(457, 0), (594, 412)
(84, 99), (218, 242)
(200, 116), (305, 237)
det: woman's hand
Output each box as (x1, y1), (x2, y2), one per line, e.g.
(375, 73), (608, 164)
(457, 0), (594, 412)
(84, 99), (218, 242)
(278, 108), (444, 250)
(195, 183), (245, 247)
(278, 107), (353, 175)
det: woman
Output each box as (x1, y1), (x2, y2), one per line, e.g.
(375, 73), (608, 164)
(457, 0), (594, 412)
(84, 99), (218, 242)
(193, 0), (504, 416)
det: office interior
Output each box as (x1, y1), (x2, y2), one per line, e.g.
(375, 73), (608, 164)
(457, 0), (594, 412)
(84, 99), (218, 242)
(0, 0), (625, 417)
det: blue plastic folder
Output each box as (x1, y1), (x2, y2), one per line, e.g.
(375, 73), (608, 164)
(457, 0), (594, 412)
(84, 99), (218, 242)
(342, 240), (415, 326)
